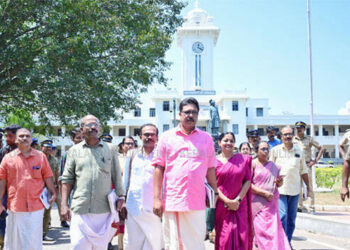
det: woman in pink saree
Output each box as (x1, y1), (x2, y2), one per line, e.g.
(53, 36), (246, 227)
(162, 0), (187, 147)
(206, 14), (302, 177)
(251, 141), (290, 250)
(215, 132), (253, 250)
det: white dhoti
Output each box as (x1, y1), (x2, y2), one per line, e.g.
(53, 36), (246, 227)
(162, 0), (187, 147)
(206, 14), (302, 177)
(124, 210), (163, 250)
(70, 212), (118, 250)
(162, 210), (206, 250)
(4, 209), (44, 250)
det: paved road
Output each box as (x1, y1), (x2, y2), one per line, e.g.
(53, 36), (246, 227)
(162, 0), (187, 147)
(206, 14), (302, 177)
(44, 207), (350, 250)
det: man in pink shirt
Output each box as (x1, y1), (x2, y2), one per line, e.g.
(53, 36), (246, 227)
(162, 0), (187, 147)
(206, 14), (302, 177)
(153, 97), (218, 249)
(0, 128), (56, 250)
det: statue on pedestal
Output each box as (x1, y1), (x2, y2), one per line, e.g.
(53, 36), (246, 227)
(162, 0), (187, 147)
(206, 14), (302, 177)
(209, 99), (221, 136)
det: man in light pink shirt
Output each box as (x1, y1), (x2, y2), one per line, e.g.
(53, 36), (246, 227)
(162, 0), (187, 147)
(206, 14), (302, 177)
(153, 97), (218, 250)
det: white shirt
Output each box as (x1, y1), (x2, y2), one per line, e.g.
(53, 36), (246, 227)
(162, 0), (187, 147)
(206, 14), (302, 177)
(125, 149), (155, 216)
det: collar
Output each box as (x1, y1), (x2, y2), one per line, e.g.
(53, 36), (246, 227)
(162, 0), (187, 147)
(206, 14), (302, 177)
(82, 139), (104, 148)
(139, 147), (155, 158)
(294, 134), (306, 140)
(13, 148), (36, 157)
(281, 143), (295, 151)
(175, 124), (199, 136)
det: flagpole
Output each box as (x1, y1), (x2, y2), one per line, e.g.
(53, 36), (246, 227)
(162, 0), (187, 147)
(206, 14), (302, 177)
(307, 0), (314, 137)
(307, 0), (319, 191)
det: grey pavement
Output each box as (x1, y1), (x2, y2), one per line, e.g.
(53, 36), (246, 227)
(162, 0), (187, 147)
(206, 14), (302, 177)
(44, 207), (350, 250)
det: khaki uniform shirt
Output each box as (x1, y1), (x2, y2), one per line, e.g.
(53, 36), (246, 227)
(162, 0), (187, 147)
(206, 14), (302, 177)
(339, 129), (350, 160)
(270, 143), (308, 196)
(47, 155), (59, 185)
(62, 140), (125, 215)
(293, 135), (320, 162)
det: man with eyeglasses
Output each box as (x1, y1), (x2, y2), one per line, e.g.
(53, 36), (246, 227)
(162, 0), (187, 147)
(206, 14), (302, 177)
(293, 121), (324, 213)
(270, 126), (310, 246)
(61, 115), (125, 250)
(153, 97), (218, 250)
(123, 123), (163, 249)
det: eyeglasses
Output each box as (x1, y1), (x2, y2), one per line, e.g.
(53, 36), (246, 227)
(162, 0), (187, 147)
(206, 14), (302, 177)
(84, 122), (100, 128)
(260, 147), (269, 152)
(142, 133), (156, 137)
(181, 111), (199, 116)
(282, 133), (293, 137)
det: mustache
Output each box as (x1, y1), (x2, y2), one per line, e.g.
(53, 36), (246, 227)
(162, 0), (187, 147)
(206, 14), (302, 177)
(88, 128), (98, 133)
(145, 138), (154, 143)
(186, 117), (194, 122)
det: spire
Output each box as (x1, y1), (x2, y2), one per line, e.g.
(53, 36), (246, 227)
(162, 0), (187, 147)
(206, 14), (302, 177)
(195, 0), (199, 8)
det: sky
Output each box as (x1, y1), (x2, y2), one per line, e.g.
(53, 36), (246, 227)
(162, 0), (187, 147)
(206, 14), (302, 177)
(163, 0), (350, 116)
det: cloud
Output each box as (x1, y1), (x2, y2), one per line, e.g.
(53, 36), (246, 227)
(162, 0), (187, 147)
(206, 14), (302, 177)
(338, 101), (350, 115)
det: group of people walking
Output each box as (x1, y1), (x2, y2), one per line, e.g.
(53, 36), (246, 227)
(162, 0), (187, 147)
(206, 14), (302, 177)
(0, 96), (349, 250)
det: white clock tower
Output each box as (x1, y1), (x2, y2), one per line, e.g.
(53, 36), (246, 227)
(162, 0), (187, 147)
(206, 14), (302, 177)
(177, 1), (220, 95)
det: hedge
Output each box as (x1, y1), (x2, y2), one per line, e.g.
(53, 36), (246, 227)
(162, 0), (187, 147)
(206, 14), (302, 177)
(315, 167), (342, 189)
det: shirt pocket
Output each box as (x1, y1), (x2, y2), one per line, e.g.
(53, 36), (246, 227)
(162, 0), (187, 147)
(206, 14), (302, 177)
(32, 167), (42, 179)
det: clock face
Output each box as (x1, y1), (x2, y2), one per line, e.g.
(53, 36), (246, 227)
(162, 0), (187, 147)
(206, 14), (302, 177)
(192, 42), (204, 54)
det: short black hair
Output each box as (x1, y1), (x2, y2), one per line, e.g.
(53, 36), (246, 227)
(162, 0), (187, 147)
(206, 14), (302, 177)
(266, 126), (276, 133)
(5, 124), (21, 134)
(179, 97), (200, 112)
(218, 132), (236, 142)
(70, 127), (81, 139)
(254, 141), (269, 152)
(140, 123), (158, 136)
(239, 142), (251, 151)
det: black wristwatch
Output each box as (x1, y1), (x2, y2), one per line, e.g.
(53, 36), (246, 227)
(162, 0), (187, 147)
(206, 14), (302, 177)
(237, 198), (242, 203)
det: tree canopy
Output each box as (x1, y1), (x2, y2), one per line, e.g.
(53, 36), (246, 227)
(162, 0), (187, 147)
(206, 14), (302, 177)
(0, 0), (185, 125)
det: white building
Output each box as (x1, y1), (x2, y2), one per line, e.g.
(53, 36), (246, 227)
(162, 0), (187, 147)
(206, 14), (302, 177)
(48, 4), (349, 162)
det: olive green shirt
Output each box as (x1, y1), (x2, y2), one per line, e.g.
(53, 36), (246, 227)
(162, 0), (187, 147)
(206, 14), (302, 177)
(293, 135), (320, 162)
(62, 140), (125, 215)
(47, 154), (59, 185)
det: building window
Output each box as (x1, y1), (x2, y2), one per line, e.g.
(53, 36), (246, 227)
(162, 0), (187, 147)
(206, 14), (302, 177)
(119, 128), (126, 136)
(57, 128), (62, 136)
(257, 128), (264, 136)
(163, 101), (170, 111)
(198, 126), (206, 132)
(232, 101), (239, 111)
(246, 107), (248, 117)
(134, 108), (141, 117)
(256, 108), (263, 117)
(134, 128), (141, 136)
(149, 108), (156, 117)
(195, 55), (202, 87)
(232, 124), (239, 135)
(163, 124), (170, 132)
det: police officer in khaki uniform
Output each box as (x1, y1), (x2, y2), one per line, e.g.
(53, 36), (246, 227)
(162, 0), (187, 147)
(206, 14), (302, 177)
(293, 121), (324, 213)
(247, 129), (261, 159)
(340, 129), (350, 201)
(41, 139), (60, 241)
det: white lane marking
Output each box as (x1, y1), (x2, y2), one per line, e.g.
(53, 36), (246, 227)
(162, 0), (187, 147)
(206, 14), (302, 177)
(306, 238), (346, 250)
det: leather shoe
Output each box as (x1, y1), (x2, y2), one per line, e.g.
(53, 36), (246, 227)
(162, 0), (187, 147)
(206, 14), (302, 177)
(61, 221), (70, 228)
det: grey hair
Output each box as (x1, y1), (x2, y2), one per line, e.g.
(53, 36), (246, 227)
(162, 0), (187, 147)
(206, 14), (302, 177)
(16, 128), (32, 137)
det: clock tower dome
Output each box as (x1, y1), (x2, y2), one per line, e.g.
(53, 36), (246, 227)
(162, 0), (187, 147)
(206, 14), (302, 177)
(177, 1), (220, 94)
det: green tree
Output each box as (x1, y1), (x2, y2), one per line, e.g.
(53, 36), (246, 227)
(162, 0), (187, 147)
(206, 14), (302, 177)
(0, 0), (185, 125)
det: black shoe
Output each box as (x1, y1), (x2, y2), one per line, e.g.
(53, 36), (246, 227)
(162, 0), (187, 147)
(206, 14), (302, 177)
(297, 208), (302, 212)
(61, 221), (70, 228)
(43, 234), (55, 241)
(108, 242), (114, 250)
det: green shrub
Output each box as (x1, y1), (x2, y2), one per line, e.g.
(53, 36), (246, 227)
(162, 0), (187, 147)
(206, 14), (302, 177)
(315, 167), (342, 189)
